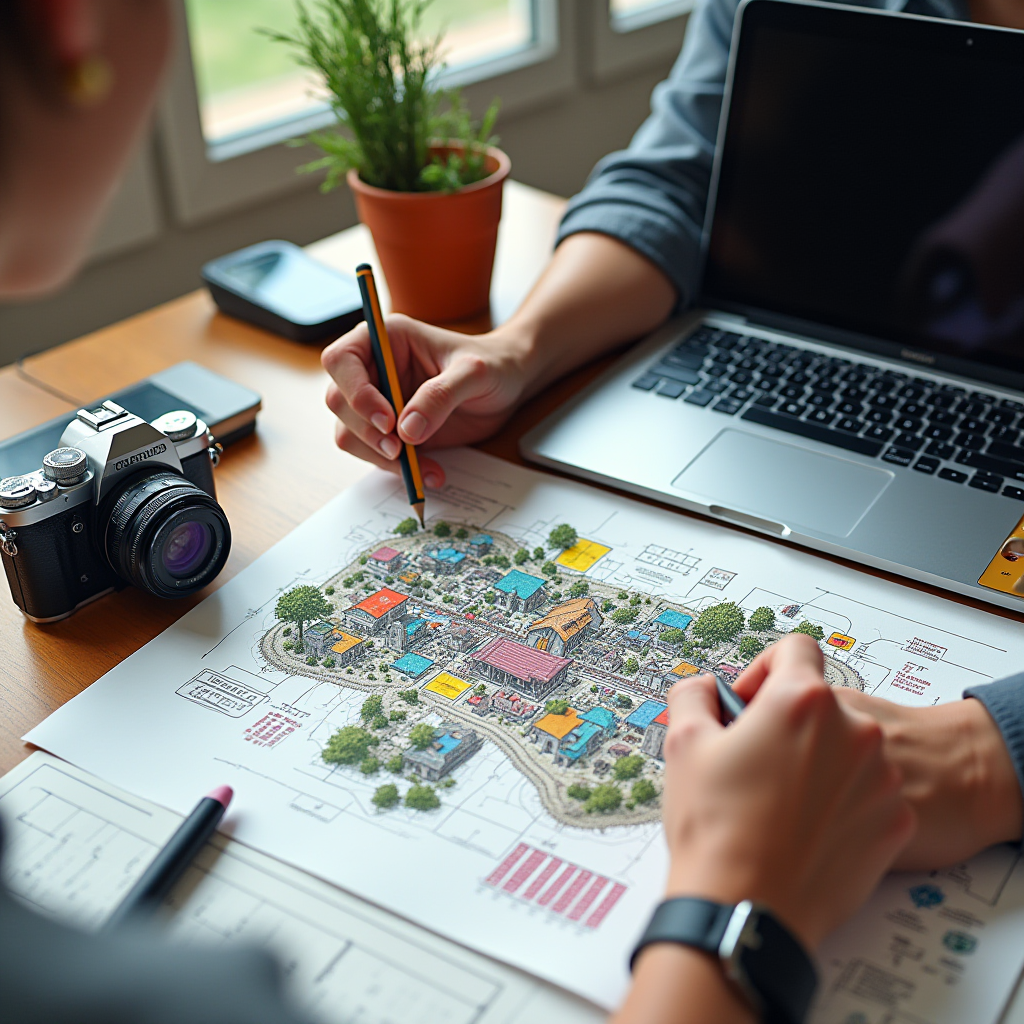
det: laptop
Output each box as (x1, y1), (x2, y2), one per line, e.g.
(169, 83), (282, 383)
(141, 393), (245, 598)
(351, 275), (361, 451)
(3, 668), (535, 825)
(520, 0), (1024, 611)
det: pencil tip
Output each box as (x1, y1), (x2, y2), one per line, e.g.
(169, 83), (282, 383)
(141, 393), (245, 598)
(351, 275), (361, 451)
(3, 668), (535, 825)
(413, 502), (425, 528)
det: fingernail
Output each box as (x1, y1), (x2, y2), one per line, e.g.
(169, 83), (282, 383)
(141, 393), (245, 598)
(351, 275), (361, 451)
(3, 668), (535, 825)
(380, 436), (401, 459)
(402, 411), (427, 443)
(424, 472), (442, 489)
(371, 413), (389, 433)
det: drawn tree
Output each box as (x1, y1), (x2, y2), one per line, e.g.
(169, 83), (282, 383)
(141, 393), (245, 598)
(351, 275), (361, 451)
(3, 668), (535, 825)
(322, 726), (379, 766)
(631, 779), (658, 805)
(532, 546), (545, 560)
(361, 694), (383, 721)
(386, 754), (404, 773)
(372, 783), (400, 809)
(433, 521), (451, 537)
(276, 585), (331, 644)
(394, 517), (419, 536)
(455, 527), (469, 540)
(612, 607), (638, 625)
(514, 548), (529, 565)
(405, 784), (441, 811)
(623, 656), (639, 675)
(474, 683), (487, 696)
(692, 602), (745, 647)
(548, 523), (578, 550)
(408, 723), (436, 750)
(613, 755), (645, 781)
(792, 621), (825, 640)
(569, 580), (589, 598)
(584, 783), (622, 814)
(660, 627), (686, 645)
(544, 698), (571, 716)
(738, 636), (765, 661)
(360, 756), (380, 775)
(567, 783), (591, 801)
(541, 561), (558, 578)
(615, 694), (633, 709)
(748, 606), (776, 633)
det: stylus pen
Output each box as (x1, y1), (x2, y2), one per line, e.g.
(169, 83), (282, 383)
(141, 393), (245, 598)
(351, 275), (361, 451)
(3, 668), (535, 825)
(356, 263), (427, 527)
(103, 785), (233, 929)
(715, 674), (747, 725)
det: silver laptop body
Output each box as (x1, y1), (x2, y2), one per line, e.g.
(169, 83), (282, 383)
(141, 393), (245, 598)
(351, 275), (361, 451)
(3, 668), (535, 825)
(521, 0), (1024, 612)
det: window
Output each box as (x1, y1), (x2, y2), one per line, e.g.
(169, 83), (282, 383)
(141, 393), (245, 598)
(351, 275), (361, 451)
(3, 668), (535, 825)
(609, 0), (692, 32)
(589, 0), (690, 82)
(185, 0), (538, 152)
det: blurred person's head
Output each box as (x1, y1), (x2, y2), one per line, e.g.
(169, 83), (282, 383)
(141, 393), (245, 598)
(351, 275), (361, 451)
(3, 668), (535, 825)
(0, 0), (172, 298)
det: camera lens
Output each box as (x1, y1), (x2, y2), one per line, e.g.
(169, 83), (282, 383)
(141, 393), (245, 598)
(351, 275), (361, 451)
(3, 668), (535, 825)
(103, 471), (230, 598)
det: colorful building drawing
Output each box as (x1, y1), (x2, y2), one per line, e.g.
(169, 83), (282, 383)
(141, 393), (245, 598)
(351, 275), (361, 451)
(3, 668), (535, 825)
(652, 660), (701, 694)
(420, 547), (466, 575)
(392, 652), (434, 678)
(652, 608), (693, 633)
(641, 707), (669, 760)
(424, 672), (471, 700)
(471, 636), (571, 701)
(526, 597), (604, 657)
(555, 538), (611, 573)
(489, 689), (538, 719)
(530, 708), (584, 755)
(402, 724), (482, 781)
(367, 545), (403, 577)
(554, 707), (618, 766)
(469, 533), (493, 556)
(343, 588), (410, 634)
(385, 614), (428, 653)
(625, 699), (668, 735)
(303, 621), (363, 665)
(826, 632), (856, 651)
(446, 624), (483, 654)
(493, 569), (547, 613)
(396, 568), (420, 587)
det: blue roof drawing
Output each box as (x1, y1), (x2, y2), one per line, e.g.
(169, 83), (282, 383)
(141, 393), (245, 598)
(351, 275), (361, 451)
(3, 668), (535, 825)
(392, 652), (433, 676)
(405, 617), (427, 636)
(654, 609), (693, 630)
(435, 732), (462, 755)
(560, 722), (601, 760)
(626, 630), (652, 641)
(427, 547), (466, 564)
(626, 699), (668, 730)
(494, 569), (547, 599)
(580, 706), (617, 732)
(470, 534), (493, 545)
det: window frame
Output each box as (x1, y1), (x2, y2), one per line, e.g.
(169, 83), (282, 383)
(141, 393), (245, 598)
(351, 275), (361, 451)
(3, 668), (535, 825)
(588, 0), (692, 83)
(158, 0), (574, 226)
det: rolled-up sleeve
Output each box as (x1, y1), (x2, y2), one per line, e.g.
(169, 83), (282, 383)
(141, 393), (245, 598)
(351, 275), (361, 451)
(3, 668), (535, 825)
(965, 674), (1024, 802)
(556, 0), (741, 309)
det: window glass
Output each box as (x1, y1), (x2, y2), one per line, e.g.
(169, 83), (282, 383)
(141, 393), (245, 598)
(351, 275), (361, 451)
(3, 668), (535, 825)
(609, 0), (689, 30)
(185, 0), (536, 147)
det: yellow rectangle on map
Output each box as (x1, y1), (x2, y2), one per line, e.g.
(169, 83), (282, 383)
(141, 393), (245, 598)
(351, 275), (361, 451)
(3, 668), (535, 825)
(826, 632), (856, 651)
(424, 672), (470, 700)
(556, 539), (611, 573)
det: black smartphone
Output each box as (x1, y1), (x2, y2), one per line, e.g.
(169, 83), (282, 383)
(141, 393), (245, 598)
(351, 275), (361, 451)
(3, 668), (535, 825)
(202, 240), (365, 344)
(0, 361), (261, 480)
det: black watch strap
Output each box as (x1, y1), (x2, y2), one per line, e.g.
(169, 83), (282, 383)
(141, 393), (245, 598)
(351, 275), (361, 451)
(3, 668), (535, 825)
(630, 897), (817, 1024)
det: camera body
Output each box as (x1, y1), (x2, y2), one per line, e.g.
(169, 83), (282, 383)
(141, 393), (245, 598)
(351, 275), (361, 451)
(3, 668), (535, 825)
(0, 401), (231, 622)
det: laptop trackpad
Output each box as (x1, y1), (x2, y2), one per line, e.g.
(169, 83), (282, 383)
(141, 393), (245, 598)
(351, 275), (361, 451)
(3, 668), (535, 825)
(671, 430), (894, 538)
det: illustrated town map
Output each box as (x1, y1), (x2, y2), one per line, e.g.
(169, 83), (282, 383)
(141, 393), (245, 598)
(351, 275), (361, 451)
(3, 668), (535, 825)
(26, 449), (1024, 1016)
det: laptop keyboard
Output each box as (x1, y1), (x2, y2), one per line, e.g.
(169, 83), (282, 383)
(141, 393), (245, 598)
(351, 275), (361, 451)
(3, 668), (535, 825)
(632, 325), (1024, 501)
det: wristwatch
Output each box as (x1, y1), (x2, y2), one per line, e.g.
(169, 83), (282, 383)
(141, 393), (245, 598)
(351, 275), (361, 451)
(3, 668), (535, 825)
(630, 897), (818, 1024)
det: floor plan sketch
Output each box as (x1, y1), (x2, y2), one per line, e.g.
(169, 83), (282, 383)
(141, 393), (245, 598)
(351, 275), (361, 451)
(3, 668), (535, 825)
(25, 448), (1024, 1009)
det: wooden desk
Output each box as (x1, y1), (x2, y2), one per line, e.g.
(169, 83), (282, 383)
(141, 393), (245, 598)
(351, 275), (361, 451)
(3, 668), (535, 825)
(1, 179), (1022, 775)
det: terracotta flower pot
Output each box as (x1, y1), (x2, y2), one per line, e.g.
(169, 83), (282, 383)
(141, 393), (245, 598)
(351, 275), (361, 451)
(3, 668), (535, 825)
(347, 144), (511, 324)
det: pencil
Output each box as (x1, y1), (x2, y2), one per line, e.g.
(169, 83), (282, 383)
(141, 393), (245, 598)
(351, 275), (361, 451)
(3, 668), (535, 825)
(714, 674), (747, 724)
(103, 785), (232, 928)
(356, 263), (426, 527)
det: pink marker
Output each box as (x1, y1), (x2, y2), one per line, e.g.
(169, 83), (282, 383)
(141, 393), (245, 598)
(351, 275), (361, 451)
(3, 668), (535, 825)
(104, 785), (234, 928)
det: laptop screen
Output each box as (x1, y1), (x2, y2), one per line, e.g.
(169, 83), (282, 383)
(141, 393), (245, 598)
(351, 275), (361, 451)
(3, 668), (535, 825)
(701, 1), (1024, 381)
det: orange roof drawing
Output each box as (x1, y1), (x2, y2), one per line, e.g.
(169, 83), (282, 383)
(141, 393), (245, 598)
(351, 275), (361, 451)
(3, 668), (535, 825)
(330, 631), (362, 656)
(529, 598), (596, 641)
(533, 709), (582, 740)
(669, 661), (700, 678)
(352, 587), (409, 618)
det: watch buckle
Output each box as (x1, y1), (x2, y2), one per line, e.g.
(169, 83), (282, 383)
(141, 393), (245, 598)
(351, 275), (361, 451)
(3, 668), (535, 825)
(719, 900), (766, 1011)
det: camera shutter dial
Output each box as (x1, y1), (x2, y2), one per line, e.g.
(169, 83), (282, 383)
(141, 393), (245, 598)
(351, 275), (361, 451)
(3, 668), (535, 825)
(0, 476), (37, 509)
(151, 410), (198, 441)
(43, 447), (88, 485)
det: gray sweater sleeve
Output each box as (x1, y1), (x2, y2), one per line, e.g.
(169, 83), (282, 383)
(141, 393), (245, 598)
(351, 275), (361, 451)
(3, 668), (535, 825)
(965, 674), (1024, 805)
(556, 0), (742, 309)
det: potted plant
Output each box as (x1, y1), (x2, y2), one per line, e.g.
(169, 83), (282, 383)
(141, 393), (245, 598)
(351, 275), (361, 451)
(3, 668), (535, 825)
(269, 0), (509, 325)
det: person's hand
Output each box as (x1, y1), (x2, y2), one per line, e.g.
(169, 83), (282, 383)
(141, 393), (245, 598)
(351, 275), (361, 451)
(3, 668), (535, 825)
(829, 690), (1023, 870)
(322, 315), (532, 488)
(661, 634), (915, 951)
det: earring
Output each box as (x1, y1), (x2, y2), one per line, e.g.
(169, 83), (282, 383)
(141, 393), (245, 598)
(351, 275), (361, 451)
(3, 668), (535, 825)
(64, 54), (114, 107)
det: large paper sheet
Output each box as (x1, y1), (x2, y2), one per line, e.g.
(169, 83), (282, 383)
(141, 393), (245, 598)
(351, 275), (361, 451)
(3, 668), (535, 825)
(25, 449), (1024, 1012)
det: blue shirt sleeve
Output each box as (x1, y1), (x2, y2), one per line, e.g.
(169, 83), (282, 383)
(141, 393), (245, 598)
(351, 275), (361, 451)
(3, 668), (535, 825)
(556, 0), (741, 309)
(965, 675), (1024, 807)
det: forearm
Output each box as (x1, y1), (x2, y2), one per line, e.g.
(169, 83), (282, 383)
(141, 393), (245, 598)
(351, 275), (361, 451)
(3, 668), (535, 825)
(496, 232), (677, 398)
(611, 945), (754, 1024)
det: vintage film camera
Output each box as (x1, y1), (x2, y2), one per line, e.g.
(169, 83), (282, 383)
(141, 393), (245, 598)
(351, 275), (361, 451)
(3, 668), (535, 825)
(0, 401), (231, 622)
